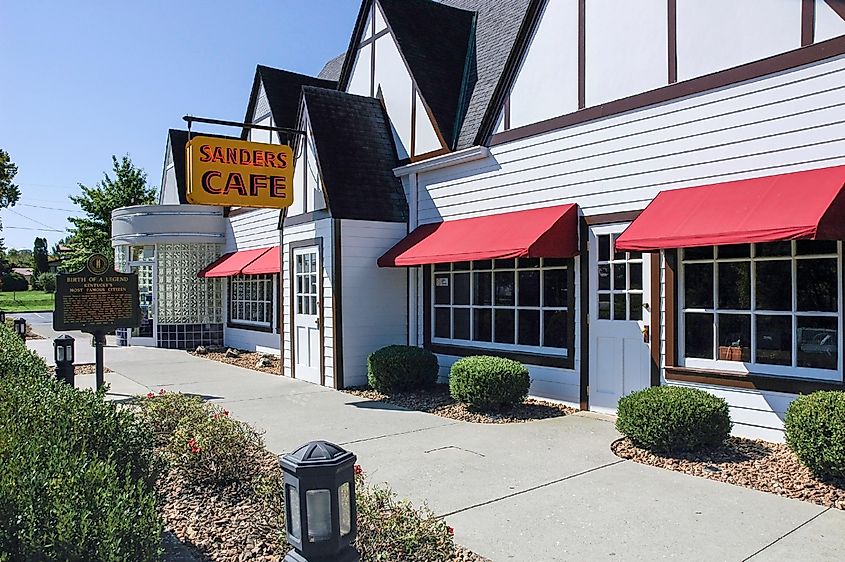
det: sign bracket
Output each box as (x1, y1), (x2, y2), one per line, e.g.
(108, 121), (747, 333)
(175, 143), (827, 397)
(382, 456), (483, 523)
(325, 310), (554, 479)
(183, 115), (306, 138)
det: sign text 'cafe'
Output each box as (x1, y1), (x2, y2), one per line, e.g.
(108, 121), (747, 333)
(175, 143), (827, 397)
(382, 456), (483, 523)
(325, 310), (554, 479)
(186, 136), (295, 209)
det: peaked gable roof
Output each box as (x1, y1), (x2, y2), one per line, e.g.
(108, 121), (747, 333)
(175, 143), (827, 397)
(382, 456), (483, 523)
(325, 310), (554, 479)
(242, 65), (337, 139)
(163, 129), (239, 204)
(319, 53), (347, 81)
(302, 87), (408, 222)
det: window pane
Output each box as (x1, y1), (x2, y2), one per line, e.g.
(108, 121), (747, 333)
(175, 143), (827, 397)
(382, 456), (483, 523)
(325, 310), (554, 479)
(797, 316), (838, 370)
(718, 261), (751, 310)
(453, 261), (471, 271)
(494, 309), (515, 344)
(613, 293), (626, 320)
(544, 258), (568, 267)
(613, 235), (625, 260)
(718, 244), (750, 259)
(544, 310), (567, 348)
(453, 273), (470, 305)
(518, 258), (540, 269)
(755, 261), (791, 311)
(310, 297), (318, 316)
(629, 262), (643, 290)
(473, 260), (492, 270)
(797, 259), (837, 312)
(453, 308), (470, 340)
(518, 270), (540, 307)
(434, 263), (450, 272)
(628, 251), (642, 260)
(518, 310), (540, 346)
(598, 264), (611, 290)
(796, 240), (837, 255)
(756, 241), (791, 257)
(434, 274), (450, 304)
(494, 259), (515, 269)
(756, 315), (792, 366)
(629, 293), (643, 321)
(685, 312), (714, 359)
(598, 235), (611, 262)
(495, 271), (515, 306)
(434, 308), (450, 338)
(296, 296), (303, 315)
(598, 294), (611, 319)
(718, 314), (751, 362)
(473, 309), (492, 342)
(473, 272), (492, 305)
(613, 264), (626, 291)
(684, 263), (713, 308)
(684, 246), (714, 260)
(543, 269), (568, 308)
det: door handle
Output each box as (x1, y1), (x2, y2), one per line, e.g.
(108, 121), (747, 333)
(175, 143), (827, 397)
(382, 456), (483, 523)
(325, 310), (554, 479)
(315, 317), (321, 329)
(642, 325), (650, 343)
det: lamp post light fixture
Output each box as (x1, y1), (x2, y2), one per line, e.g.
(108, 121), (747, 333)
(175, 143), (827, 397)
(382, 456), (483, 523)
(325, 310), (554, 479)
(54, 335), (76, 385)
(280, 441), (359, 562)
(13, 318), (26, 340)
(0, 310), (6, 324)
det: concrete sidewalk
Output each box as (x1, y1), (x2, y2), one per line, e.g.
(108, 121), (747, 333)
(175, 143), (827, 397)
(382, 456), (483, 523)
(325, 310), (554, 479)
(25, 340), (845, 561)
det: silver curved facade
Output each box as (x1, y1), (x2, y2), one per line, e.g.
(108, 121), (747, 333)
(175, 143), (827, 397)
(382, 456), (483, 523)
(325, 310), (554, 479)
(111, 204), (226, 246)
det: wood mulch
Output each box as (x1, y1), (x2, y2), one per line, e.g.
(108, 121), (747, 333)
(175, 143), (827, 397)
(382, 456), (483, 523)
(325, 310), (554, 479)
(612, 437), (845, 510)
(344, 385), (576, 424)
(73, 364), (114, 376)
(190, 348), (282, 376)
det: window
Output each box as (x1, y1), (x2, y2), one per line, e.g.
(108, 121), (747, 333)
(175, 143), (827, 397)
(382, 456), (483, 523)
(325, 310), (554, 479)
(680, 241), (841, 380)
(230, 275), (274, 328)
(596, 233), (644, 321)
(432, 258), (572, 355)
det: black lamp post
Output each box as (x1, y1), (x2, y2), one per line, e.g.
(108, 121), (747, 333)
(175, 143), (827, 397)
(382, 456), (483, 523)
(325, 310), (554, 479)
(280, 441), (359, 562)
(54, 335), (75, 385)
(13, 318), (26, 340)
(0, 310), (6, 324)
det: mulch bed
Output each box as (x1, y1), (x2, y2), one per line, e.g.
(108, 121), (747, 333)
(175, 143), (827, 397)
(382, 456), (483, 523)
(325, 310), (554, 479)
(191, 348), (281, 376)
(344, 385), (576, 424)
(74, 364), (114, 376)
(612, 437), (845, 510)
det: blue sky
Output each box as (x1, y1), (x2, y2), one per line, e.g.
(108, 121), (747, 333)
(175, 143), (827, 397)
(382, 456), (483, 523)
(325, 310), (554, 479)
(0, 1), (359, 251)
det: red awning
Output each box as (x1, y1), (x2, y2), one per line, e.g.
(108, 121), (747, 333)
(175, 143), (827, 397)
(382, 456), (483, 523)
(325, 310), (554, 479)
(616, 165), (845, 252)
(378, 204), (579, 267)
(198, 247), (274, 278)
(242, 246), (281, 275)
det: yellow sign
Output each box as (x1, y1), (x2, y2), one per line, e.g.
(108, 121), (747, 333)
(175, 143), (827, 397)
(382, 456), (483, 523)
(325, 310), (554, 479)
(186, 136), (294, 209)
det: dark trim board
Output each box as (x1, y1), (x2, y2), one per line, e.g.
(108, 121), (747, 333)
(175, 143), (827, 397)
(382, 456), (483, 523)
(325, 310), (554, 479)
(649, 252), (661, 387)
(802, 0), (816, 47)
(667, 0), (677, 83)
(584, 210), (641, 226)
(332, 219), (345, 389)
(578, 217), (590, 410)
(577, 0), (586, 110)
(664, 250), (678, 368)
(491, 34), (845, 146)
(665, 367), (845, 395)
(284, 210), (332, 227)
(287, 237), (325, 384)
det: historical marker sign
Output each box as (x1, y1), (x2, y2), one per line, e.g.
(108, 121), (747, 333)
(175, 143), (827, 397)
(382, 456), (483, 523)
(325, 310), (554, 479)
(54, 254), (142, 333)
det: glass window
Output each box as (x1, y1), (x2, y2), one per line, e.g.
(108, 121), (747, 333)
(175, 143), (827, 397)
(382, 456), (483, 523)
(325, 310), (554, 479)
(681, 241), (841, 378)
(432, 258), (572, 355)
(230, 274), (274, 328)
(596, 234), (644, 321)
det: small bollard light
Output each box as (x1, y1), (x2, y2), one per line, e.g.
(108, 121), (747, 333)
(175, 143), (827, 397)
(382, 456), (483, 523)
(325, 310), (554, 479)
(0, 310), (6, 324)
(54, 335), (76, 385)
(280, 441), (359, 562)
(13, 318), (26, 340)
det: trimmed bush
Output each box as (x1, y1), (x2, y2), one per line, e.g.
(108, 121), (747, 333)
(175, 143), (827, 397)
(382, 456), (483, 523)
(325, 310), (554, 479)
(136, 390), (207, 446)
(0, 324), (162, 561)
(1, 271), (29, 292)
(616, 386), (732, 452)
(36, 272), (56, 292)
(367, 345), (439, 393)
(785, 391), (845, 479)
(449, 356), (530, 410)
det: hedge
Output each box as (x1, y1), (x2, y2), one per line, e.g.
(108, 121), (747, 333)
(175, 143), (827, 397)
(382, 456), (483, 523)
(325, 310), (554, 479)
(449, 356), (530, 410)
(368, 345), (439, 393)
(785, 391), (845, 479)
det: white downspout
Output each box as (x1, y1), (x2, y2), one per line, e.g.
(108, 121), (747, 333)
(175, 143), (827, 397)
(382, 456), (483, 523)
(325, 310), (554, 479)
(408, 171), (419, 347)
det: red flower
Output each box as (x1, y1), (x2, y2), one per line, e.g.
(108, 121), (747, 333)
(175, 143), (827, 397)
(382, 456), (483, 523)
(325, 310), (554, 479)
(159, 389), (167, 395)
(222, 409), (229, 416)
(353, 464), (363, 475)
(146, 392), (155, 399)
(447, 526), (454, 536)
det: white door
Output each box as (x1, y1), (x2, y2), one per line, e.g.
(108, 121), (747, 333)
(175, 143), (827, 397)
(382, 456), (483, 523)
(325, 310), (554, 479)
(588, 224), (653, 413)
(293, 247), (322, 384)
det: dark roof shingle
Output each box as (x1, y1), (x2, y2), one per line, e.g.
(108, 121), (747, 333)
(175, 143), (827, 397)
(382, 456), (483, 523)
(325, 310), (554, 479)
(302, 87), (408, 222)
(165, 129), (239, 204)
(318, 53), (347, 81)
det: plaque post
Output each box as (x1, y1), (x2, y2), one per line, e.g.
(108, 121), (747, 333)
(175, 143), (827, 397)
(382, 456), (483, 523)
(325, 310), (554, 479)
(94, 330), (106, 390)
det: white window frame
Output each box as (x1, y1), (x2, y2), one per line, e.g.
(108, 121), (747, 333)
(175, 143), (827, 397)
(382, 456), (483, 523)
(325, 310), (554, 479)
(431, 258), (571, 357)
(679, 241), (842, 381)
(229, 274), (276, 330)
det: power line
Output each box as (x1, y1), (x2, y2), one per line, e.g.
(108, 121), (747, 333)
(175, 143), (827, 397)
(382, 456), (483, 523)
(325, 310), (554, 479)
(18, 203), (78, 212)
(4, 208), (64, 230)
(2, 226), (68, 233)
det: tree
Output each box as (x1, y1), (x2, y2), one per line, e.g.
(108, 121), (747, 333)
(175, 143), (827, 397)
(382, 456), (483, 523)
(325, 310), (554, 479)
(65, 155), (157, 271)
(0, 149), (22, 265)
(33, 237), (49, 274)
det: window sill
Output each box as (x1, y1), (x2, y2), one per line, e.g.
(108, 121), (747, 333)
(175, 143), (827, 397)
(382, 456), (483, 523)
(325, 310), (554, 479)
(428, 342), (573, 369)
(227, 322), (274, 334)
(665, 366), (844, 394)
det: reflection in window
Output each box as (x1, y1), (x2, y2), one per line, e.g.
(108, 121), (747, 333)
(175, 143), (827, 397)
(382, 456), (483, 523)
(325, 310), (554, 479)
(231, 275), (274, 327)
(596, 234), (644, 320)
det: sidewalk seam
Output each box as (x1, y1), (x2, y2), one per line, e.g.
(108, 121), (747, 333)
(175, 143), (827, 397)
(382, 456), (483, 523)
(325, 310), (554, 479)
(437, 458), (626, 519)
(742, 507), (831, 561)
(339, 422), (458, 446)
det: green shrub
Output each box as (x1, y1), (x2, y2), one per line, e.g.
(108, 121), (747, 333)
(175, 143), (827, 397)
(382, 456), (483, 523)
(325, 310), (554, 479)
(137, 390), (207, 445)
(1, 272), (29, 292)
(449, 356), (530, 410)
(616, 386), (732, 452)
(36, 272), (56, 292)
(785, 391), (845, 479)
(0, 323), (162, 561)
(167, 404), (265, 484)
(367, 345), (439, 393)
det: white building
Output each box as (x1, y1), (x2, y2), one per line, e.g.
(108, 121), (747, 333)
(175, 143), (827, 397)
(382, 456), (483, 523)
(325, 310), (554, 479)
(114, 0), (845, 442)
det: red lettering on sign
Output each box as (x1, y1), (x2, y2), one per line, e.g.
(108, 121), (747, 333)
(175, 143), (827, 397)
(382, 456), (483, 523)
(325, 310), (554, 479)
(249, 174), (268, 196)
(224, 172), (248, 196)
(270, 176), (286, 197)
(211, 147), (225, 163)
(201, 170), (223, 194)
(276, 152), (288, 169)
(199, 145), (212, 162)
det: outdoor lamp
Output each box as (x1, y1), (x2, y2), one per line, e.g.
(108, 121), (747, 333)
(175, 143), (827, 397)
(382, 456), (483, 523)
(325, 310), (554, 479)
(0, 310), (5, 324)
(13, 318), (26, 340)
(280, 440), (359, 562)
(53, 334), (75, 385)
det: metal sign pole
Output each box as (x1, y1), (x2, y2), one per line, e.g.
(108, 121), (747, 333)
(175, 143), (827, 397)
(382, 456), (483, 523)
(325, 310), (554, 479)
(94, 330), (106, 390)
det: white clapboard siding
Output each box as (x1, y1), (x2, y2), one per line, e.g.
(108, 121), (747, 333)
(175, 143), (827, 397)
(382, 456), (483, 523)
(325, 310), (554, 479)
(281, 219), (335, 387)
(225, 209), (281, 252)
(340, 220), (408, 388)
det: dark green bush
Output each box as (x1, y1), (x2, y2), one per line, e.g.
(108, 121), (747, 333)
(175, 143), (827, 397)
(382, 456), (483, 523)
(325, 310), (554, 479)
(136, 390), (207, 446)
(785, 391), (845, 479)
(449, 356), (530, 410)
(36, 271), (57, 292)
(367, 345), (439, 393)
(0, 323), (162, 561)
(1, 271), (29, 292)
(616, 386), (732, 452)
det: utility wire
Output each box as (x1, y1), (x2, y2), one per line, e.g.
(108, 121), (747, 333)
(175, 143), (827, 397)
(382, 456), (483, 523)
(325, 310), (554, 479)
(18, 203), (78, 212)
(2, 226), (68, 233)
(4, 208), (65, 230)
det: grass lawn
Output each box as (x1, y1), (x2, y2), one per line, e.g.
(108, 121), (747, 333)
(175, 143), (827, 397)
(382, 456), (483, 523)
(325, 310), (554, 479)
(0, 291), (55, 312)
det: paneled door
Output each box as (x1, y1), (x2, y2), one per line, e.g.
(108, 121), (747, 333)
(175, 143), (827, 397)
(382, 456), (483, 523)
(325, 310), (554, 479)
(588, 224), (653, 413)
(293, 247), (321, 385)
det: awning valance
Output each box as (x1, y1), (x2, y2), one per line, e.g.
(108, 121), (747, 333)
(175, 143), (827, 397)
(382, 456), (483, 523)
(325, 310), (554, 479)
(616, 165), (845, 252)
(378, 204), (579, 267)
(242, 246), (281, 275)
(198, 247), (275, 278)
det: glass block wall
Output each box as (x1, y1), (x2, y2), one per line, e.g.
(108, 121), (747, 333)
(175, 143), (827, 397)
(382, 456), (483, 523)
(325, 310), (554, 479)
(157, 243), (223, 325)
